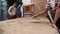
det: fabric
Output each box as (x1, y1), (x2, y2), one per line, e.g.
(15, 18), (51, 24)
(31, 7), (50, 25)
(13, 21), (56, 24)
(16, 6), (21, 17)
(48, 9), (53, 22)
(46, 0), (55, 8)
(9, 15), (16, 19)
(14, 8), (16, 15)
(55, 0), (58, 7)
(16, 6), (24, 17)
(0, 0), (3, 20)
(47, 15), (52, 23)
(0, 10), (3, 21)
(56, 18), (60, 29)
(21, 6), (24, 17)
(2, 0), (8, 20)
(8, 6), (16, 16)
(46, 0), (56, 22)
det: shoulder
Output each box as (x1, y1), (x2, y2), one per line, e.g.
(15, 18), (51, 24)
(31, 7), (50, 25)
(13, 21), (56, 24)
(8, 6), (14, 11)
(9, 6), (13, 9)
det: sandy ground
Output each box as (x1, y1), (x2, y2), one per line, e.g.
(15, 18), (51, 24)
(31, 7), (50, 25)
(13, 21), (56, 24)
(0, 16), (59, 34)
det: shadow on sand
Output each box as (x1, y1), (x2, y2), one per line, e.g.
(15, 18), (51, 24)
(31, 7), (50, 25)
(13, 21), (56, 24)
(0, 28), (4, 34)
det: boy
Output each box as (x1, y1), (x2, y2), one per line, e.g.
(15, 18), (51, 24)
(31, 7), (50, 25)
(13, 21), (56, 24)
(8, 3), (16, 19)
(32, 0), (56, 23)
(16, 3), (24, 18)
(16, 4), (21, 18)
(52, 0), (60, 32)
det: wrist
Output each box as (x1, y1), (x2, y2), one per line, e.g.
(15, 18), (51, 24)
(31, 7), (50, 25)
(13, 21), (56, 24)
(52, 23), (55, 24)
(52, 21), (56, 24)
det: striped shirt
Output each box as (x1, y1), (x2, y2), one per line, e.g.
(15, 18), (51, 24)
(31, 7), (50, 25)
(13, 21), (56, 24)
(46, 0), (55, 8)
(8, 6), (16, 16)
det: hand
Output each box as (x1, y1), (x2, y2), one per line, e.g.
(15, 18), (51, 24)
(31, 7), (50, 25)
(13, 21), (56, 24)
(51, 23), (58, 30)
(32, 15), (36, 18)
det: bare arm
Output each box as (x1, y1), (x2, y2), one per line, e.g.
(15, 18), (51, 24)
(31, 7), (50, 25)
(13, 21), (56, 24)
(32, 8), (48, 18)
(53, 5), (59, 24)
(51, 5), (60, 30)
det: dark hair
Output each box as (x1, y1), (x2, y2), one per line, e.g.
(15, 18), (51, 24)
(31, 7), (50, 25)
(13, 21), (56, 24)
(13, 2), (16, 4)
(18, 2), (23, 6)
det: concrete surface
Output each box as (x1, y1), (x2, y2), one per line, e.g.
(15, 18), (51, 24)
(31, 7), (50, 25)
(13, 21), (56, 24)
(0, 17), (59, 34)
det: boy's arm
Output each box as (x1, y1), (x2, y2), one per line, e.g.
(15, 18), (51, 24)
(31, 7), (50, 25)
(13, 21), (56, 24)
(52, 6), (59, 24)
(51, 5), (59, 30)
(32, 8), (48, 18)
(8, 6), (13, 15)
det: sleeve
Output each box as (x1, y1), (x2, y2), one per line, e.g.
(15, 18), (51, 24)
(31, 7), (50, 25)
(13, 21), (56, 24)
(21, 6), (23, 12)
(8, 6), (13, 15)
(21, 6), (24, 17)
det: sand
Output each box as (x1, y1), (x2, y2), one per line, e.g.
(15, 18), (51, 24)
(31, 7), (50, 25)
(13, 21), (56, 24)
(0, 17), (59, 34)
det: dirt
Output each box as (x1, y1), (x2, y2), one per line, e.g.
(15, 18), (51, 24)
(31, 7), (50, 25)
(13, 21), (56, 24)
(0, 17), (59, 34)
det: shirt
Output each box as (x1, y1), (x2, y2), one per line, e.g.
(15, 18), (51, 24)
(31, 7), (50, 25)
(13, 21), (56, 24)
(8, 6), (16, 15)
(57, 3), (60, 18)
(21, 6), (24, 17)
(46, 0), (55, 8)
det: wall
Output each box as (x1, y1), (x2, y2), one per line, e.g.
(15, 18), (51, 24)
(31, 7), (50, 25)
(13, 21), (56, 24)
(32, 0), (46, 13)
(22, 0), (31, 4)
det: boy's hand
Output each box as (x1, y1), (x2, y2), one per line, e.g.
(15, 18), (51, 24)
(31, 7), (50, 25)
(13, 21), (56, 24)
(51, 23), (58, 30)
(32, 13), (39, 18)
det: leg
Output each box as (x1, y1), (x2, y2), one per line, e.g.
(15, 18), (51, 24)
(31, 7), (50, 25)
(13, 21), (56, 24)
(56, 18), (60, 29)
(47, 15), (52, 23)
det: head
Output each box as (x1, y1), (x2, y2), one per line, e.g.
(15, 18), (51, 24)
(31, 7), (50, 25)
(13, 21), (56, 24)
(18, 4), (21, 7)
(47, 4), (51, 8)
(18, 2), (23, 7)
(13, 3), (16, 7)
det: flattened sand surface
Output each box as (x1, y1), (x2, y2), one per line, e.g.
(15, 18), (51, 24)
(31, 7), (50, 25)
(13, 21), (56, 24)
(0, 17), (59, 34)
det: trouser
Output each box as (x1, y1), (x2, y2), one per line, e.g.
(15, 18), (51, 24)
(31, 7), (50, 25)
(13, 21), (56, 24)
(0, 9), (3, 21)
(47, 15), (51, 22)
(16, 12), (21, 18)
(47, 15), (54, 23)
(9, 15), (16, 19)
(56, 18), (60, 29)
